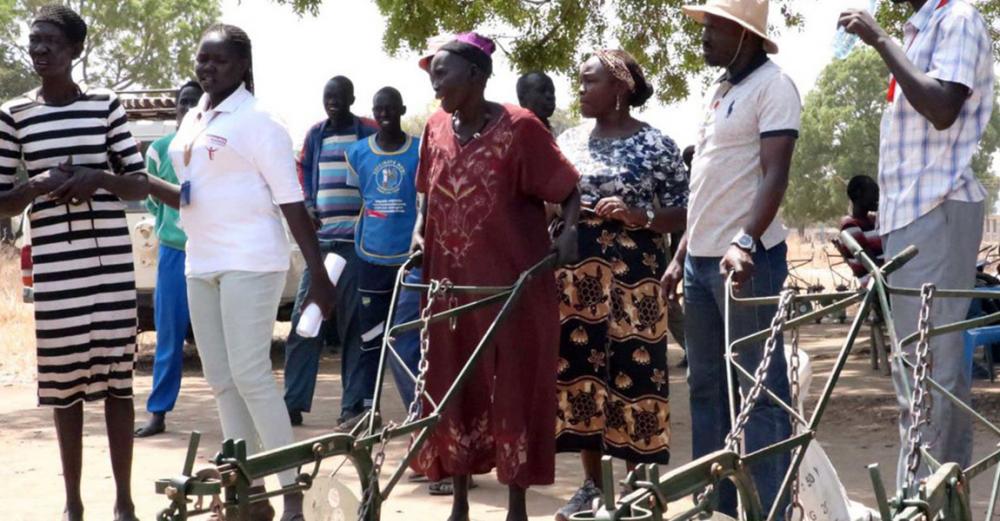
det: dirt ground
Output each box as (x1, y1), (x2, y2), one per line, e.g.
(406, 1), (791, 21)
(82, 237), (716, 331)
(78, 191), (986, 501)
(2, 241), (1000, 520)
(1, 321), (999, 521)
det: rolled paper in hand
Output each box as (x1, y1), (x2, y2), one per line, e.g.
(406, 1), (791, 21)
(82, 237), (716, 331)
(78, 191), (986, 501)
(295, 253), (347, 338)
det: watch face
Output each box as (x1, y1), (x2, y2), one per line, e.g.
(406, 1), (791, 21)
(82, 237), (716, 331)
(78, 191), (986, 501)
(738, 235), (753, 249)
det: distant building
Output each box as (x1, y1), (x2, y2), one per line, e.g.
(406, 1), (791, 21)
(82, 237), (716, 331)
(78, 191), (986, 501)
(984, 215), (1000, 244)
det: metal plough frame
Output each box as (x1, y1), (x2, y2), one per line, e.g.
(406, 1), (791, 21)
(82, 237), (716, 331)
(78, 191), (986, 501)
(153, 231), (1000, 521)
(154, 253), (557, 521)
(572, 232), (1000, 521)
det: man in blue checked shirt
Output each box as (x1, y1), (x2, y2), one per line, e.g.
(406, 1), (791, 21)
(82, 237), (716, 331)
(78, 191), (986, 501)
(840, 0), (995, 486)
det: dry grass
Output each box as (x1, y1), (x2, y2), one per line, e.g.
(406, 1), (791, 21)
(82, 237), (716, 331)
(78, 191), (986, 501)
(0, 245), (35, 383)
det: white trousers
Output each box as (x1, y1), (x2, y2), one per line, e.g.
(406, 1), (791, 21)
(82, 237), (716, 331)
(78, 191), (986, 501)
(187, 270), (296, 486)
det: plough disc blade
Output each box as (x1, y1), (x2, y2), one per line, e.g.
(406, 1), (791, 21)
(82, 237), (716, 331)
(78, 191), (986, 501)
(304, 473), (359, 521)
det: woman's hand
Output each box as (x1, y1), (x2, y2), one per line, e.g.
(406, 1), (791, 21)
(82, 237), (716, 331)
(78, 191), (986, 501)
(551, 224), (579, 266)
(409, 227), (425, 267)
(305, 272), (336, 319)
(30, 165), (72, 197)
(594, 196), (645, 227)
(50, 163), (105, 205)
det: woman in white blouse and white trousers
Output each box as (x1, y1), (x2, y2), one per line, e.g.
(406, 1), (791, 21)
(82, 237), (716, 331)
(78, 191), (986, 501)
(149, 24), (334, 521)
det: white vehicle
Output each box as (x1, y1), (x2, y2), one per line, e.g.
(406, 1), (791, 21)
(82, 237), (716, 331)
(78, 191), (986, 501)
(18, 90), (304, 331)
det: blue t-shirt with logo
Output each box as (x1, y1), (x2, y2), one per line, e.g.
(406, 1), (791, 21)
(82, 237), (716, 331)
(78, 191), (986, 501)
(345, 134), (420, 265)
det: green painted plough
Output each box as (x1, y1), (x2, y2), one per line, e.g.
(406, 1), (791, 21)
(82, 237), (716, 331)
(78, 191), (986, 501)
(154, 231), (1000, 521)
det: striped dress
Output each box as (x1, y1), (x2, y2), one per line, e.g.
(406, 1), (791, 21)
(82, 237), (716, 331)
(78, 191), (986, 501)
(0, 87), (143, 408)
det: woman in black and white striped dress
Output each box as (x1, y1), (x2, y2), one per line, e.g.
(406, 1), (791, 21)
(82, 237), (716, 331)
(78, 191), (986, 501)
(0, 6), (148, 521)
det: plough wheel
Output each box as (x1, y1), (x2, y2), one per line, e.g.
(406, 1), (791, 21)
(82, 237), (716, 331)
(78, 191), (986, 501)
(304, 473), (359, 521)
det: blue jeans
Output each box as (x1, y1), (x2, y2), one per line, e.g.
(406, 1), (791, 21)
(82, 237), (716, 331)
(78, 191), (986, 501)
(284, 241), (373, 420)
(387, 268), (422, 409)
(148, 245), (190, 414)
(684, 242), (791, 516)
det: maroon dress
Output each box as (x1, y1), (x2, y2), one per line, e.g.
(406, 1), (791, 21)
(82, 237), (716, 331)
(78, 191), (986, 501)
(412, 105), (579, 487)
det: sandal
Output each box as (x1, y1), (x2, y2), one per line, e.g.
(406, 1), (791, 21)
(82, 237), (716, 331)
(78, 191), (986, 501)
(408, 472), (430, 483)
(427, 477), (478, 496)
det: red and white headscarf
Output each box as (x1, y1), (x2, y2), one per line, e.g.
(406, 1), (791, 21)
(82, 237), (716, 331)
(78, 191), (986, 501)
(594, 49), (636, 92)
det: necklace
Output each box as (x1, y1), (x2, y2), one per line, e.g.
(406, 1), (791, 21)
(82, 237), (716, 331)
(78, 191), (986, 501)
(452, 110), (491, 142)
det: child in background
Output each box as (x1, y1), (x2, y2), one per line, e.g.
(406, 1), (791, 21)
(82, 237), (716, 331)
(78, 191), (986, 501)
(345, 87), (421, 407)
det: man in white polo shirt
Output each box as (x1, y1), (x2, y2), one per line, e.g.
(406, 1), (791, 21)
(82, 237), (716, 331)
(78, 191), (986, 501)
(662, 0), (801, 515)
(840, 0), (994, 488)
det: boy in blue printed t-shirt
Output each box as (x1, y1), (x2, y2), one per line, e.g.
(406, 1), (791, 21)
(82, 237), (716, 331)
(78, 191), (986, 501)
(345, 87), (422, 410)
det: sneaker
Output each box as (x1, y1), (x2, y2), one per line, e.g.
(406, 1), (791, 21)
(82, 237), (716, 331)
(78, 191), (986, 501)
(556, 479), (602, 521)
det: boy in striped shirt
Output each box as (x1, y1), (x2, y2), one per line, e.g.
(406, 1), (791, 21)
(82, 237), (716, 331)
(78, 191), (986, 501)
(285, 75), (378, 428)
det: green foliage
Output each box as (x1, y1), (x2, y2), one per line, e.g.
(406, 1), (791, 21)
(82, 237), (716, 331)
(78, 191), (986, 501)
(0, 0), (220, 97)
(273, 0), (803, 104)
(400, 100), (438, 136)
(550, 107), (580, 137)
(270, 0), (999, 105)
(783, 49), (886, 228)
(784, 48), (1000, 228)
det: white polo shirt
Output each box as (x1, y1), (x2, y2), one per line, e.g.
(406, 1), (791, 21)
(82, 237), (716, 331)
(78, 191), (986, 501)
(169, 85), (304, 276)
(687, 58), (801, 257)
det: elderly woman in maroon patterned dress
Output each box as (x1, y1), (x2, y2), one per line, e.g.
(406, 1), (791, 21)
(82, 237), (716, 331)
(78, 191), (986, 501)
(410, 32), (581, 521)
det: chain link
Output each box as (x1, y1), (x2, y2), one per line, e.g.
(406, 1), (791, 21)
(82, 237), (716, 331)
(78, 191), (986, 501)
(785, 299), (803, 521)
(406, 278), (452, 423)
(358, 279), (454, 521)
(725, 290), (796, 453)
(697, 290), (794, 510)
(357, 426), (394, 521)
(357, 277), (452, 520)
(904, 284), (935, 493)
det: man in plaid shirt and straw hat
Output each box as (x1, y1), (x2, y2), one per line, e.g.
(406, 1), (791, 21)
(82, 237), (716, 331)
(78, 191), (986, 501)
(662, 0), (801, 516)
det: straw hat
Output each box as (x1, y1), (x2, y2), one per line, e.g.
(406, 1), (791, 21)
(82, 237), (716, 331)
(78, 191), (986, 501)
(682, 0), (779, 54)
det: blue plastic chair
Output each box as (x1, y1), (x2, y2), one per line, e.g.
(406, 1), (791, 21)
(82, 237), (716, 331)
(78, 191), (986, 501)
(964, 325), (998, 383)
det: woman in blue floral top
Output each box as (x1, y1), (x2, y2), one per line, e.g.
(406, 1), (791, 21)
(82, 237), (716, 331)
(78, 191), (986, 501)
(553, 49), (688, 521)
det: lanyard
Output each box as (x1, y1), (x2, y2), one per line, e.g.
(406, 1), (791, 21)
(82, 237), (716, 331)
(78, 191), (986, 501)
(887, 0), (949, 103)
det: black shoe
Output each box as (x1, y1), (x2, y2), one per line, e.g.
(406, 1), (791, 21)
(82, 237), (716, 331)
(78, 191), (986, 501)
(288, 408), (303, 427)
(135, 412), (166, 438)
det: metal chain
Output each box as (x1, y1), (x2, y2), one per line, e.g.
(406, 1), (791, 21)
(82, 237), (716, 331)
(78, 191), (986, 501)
(357, 424), (394, 521)
(698, 290), (793, 511)
(725, 290), (796, 453)
(405, 278), (452, 423)
(785, 300), (804, 521)
(357, 278), (452, 520)
(695, 483), (716, 519)
(904, 284), (936, 493)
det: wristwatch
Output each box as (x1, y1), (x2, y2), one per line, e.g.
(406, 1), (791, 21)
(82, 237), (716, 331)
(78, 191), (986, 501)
(731, 229), (756, 253)
(644, 208), (655, 229)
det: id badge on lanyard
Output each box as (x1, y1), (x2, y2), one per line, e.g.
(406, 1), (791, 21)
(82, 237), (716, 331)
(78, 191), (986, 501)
(179, 111), (220, 207)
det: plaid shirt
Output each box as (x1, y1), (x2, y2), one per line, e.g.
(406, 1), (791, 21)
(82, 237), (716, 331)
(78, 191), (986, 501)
(878, 0), (994, 234)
